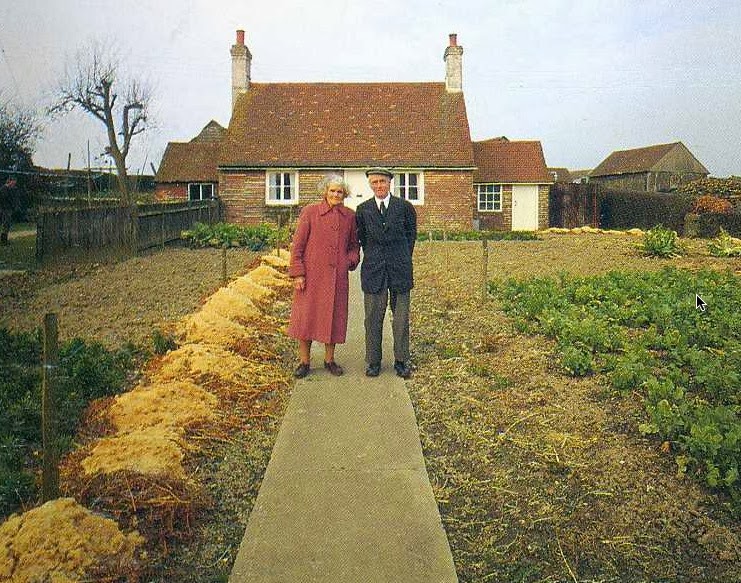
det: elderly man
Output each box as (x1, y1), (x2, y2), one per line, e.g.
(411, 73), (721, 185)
(355, 167), (417, 378)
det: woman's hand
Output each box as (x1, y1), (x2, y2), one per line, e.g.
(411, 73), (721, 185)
(293, 276), (306, 291)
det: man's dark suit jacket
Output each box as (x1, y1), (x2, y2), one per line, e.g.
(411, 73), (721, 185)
(356, 195), (417, 294)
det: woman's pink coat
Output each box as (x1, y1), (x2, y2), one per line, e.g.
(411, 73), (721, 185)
(287, 200), (360, 344)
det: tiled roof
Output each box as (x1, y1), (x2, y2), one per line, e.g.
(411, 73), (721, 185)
(191, 120), (226, 143)
(155, 120), (226, 182)
(473, 138), (551, 183)
(156, 141), (221, 183)
(220, 82), (475, 168)
(591, 142), (679, 176)
(156, 121), (224, 183)
(548, 167), (571, 182)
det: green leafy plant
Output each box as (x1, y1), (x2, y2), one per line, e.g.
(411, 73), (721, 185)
(639, 225), (684, 258)
(418, 230), (539, 242)
(494, 267), (741, 506)
(152, 328), (177, 355)
(181, 222), (287, 250)
(708, 228), (741, 257)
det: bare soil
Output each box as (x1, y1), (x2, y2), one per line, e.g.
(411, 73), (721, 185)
(1, 232), (739, 582)
(410, 234), (741, 582)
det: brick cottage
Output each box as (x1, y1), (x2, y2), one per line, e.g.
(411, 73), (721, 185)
(156, 30), (552, 231)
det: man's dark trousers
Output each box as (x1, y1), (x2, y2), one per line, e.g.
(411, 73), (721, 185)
(364, 282), (410, 367)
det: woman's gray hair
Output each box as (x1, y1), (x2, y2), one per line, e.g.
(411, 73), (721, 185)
(317, 174), (351, 198)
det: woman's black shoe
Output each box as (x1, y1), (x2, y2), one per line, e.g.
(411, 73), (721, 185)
(294, 363), (310, 378)
(324, 361), (344, 376)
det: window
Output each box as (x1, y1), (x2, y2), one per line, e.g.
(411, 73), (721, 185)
(188, 183), (214, 201)
(477, 184), (502, 212)
(266, 171), (299, 205)
(393, 172), (424, 204)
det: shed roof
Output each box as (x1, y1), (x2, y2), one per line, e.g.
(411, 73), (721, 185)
(473, 138), (551, 183)
(591, 142), (708, 176)
(220, 82), (475, 168)
(156, 121), (225, 183)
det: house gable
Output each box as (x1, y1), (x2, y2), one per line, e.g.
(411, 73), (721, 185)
(473, 138), (551, 184)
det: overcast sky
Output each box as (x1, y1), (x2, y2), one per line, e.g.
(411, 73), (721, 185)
(2, 0), (740, 176)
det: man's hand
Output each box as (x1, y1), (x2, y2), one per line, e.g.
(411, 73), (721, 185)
(293, 276), (306, 291)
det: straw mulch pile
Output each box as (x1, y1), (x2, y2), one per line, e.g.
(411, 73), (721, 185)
(0, 498), (144, 583)
(0, 251), (292, 582)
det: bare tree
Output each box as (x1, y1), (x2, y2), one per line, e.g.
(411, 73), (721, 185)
(49, 41), (151, 205)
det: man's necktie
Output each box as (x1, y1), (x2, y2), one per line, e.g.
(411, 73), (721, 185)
(380, 201), (387, 221)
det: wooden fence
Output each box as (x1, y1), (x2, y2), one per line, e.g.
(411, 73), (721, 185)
(549, 183), (600, 228)
(36, 200), (220, 261)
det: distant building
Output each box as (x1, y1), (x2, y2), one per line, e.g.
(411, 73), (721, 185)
(590, 142), (708, 192)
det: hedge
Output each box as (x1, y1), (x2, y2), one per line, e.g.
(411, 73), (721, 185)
(694, 212), (741, 238)
(597, 190), (694, 232)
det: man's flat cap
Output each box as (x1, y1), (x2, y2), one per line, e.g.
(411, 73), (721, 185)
(365, 167), (394, 178)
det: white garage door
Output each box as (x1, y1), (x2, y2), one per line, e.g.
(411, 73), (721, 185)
(512, 185), (539, 231)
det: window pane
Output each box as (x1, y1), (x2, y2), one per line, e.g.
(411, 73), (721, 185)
(188, 184), (199, 201)
(408, 186), (418, 200)
(203, 184), (213, 199)
(408, 173), (417, 186)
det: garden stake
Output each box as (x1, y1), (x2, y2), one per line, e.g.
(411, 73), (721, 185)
(42, 312), (60, 501)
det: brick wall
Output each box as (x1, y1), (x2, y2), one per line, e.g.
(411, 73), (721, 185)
(418, 170), (474, 230)
(155, 184), (187, 201)
(477, 184), (511, 230)
(538, 184), (550, 230)
(218, 169), (476, 230)
(219, 170), (265, 224)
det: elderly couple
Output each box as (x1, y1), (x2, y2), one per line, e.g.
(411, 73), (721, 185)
(287, 168), (417, 380)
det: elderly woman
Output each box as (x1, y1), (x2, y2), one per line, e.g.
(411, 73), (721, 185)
(287, 175), (360, 378)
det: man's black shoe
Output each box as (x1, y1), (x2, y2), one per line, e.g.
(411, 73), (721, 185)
(394, 361), (412, 379)
(365, 364), (380, 377)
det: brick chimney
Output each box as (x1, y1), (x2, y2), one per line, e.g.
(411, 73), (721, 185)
(444, 33), (463, 93)
(231, 29), (252, 110)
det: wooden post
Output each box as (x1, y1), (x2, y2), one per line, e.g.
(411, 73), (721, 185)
(161, 208), (166, 249)
(443, 229), (448, 264)
(42, 313), (60, 501)
(222, 246), (228, 287)
(481, 237), (489, 301)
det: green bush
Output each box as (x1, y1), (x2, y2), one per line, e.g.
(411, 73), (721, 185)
(181, 222), (288, 250)
(639, 225), (684, 258)
(696, 213), (741, 238)
(0, 329), (134, 519)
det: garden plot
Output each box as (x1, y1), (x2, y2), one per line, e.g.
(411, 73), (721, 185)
(0, 251), (292, 582)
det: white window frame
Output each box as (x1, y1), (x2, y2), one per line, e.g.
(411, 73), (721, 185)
(392, 171), (424, 205)
(188, 183), (214, 201)
(265, 171), (299, 205)
(477, 184), (502, 212)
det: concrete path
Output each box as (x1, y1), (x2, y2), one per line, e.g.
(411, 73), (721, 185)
(230, 269), (458, 582)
